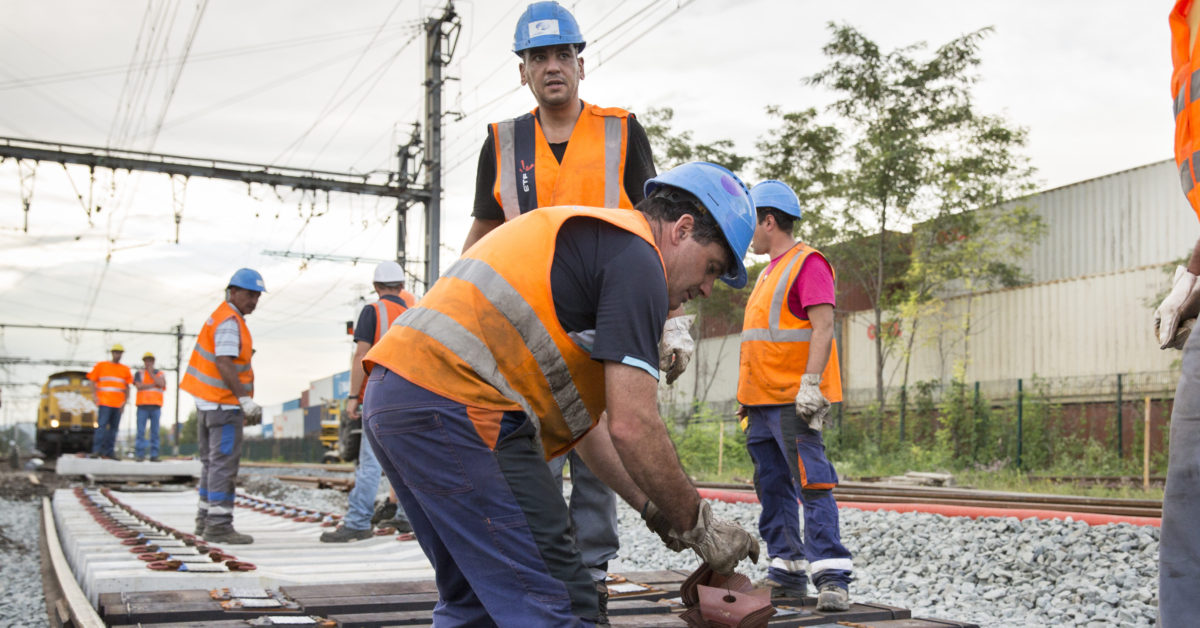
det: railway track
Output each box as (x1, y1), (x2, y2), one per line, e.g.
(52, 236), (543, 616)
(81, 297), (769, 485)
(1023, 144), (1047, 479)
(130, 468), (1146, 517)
(695, 480), (1164, 519)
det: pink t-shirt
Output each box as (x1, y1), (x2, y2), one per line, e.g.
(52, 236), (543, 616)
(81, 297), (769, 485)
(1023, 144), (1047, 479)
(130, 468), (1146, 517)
(764, 250), (835, 321)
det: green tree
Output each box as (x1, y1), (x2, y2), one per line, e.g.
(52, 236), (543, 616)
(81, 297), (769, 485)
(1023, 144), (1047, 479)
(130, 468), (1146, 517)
(640, 107), (749, 172)
(762, 24), (1037, 417)
(177, 409), (198, 446)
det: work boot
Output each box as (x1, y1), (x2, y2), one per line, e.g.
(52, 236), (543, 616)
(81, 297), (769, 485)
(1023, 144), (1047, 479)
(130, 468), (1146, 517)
(595, 580), (610, 627)
(135, 456), (145, 462)
(816, 584), (850, 612)
(371, 500), (398, 525)
(377, 516), (413, 534)
(754, 576), (807, 599)
(319, 525), (373, 543)
(194, 521), (205, 537)
(204, 524), (254, 545)
(149, 457), (161, 462)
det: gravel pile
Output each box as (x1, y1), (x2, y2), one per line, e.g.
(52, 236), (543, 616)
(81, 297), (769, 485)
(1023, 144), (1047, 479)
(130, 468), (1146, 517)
(1, 495), (49, 627)
(611, 499), (1160, 627)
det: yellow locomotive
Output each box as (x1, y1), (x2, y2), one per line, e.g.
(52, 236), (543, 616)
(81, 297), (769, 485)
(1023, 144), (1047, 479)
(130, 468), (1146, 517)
(36, 370), (98, 456)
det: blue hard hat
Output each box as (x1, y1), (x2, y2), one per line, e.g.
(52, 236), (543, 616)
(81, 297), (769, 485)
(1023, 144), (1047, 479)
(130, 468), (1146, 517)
(513, 1), (586, 56)
(751, 180), (802, 219)
(644, 162), (756, 289)
(228, 268), (266, 292)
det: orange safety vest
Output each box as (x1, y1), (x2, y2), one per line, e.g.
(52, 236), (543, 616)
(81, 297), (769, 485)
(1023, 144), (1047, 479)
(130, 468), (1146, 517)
(135, 369), (166, 406)
(180, 301), (254, 405)
(356, 298), (409, 402)
(491, 102), (632, 220)
(1171, 0), (1200, 221)
(399, 289), (417, 309)
(365, 206), (663, 459)
(737, 243), (843, 406)
(88, 361), (132, 408)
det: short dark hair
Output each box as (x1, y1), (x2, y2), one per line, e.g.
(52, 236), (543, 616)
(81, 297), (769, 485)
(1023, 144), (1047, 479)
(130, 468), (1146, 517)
(637, 187), (734, 275)
(375, 281), (404, 290)
(757, 207), (795, 234)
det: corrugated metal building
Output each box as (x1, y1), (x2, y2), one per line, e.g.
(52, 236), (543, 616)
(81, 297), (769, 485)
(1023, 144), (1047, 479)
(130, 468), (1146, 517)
(660, 159), (1197, 411)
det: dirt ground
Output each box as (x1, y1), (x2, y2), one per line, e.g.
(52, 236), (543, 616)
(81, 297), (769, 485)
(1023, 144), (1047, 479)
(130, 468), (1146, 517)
(0, 466), (71, 502)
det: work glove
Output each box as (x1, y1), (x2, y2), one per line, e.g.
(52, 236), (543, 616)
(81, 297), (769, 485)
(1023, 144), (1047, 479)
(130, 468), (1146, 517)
(238, 396), (263, 422)
(659, 315), (696, 385)
(805, 404), (833, 432)
(641, 501), (686, 552)
(1155, 266), (1200, 349)
(668, 501), (759, 576)
(794, 373), (830, 420)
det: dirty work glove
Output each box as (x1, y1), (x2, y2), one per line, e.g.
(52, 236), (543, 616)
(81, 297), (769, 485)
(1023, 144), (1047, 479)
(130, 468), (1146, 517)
(659, 315), (696, 385)
(641, 501), (686, 552)
(794, 374), (830, 418)
(670, 501), (759, 575)
(806, 404), (832, 432)
(1155, 266), (1200, 349)
(238, 396), (262, 422)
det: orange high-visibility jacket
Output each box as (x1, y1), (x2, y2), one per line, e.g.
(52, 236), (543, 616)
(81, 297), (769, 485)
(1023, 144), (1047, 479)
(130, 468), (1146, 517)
(490, 102), (632, 220)
(1171, 0), (1200, 220)
(399, 289), (417, 309)
(135, 369), (166, 406)
(88, 361), (132, 408)
(180, 301), (253, 405)
(737, 243), (843, 406)
(365, 206), (663, 458)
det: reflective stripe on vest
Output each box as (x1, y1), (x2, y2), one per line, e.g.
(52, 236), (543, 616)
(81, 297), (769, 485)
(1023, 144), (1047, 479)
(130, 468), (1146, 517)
(493, 102), (631, 221)
(366, 206), (662, 457)
(180, 301), (254, 404)
(1170, 2), (1200, 221)
(737, 243), (842, 406)
(135, 370), (165, 406)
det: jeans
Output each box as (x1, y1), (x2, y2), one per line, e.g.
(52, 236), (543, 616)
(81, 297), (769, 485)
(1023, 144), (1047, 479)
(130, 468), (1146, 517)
(344, 425), (384, 530)
(363, 367), (596, 626)
(92, 405), (124, 457)
(135, 405), (161, 459)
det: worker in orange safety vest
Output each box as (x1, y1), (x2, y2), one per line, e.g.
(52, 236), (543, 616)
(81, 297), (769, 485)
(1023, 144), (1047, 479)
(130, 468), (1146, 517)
(133, 352), (166, 462)
(363, 161), (760, 624)
(1160, 3), (1200, 624)
(87, 343), (133, 459)
(180, 268), (264, 546)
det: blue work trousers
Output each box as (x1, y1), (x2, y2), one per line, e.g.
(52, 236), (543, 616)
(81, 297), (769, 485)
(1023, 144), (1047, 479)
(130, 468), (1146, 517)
(547, 448), (619, 581)
(1161, 328), (1200, 626)
(745, 404), (852, 590)
(135, 405), (161, 459)
(363, 367), (597, 626)
(92, 405), (124, 457)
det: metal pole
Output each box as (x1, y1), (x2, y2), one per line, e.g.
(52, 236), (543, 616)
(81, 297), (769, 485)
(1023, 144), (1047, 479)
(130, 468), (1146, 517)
(423, 4), (456, 287)
(1116, 373), (1123, 458)
(973, 381), (980, 462)
(899, 385), (906, 443)
(1016, 378), (1024, 470)
(1143, 396), (1151, 490)
(174, 323), (183, 455)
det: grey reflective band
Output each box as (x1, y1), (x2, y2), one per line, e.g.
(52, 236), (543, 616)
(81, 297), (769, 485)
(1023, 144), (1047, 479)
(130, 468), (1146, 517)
(185, 366), (252, 395)
(1185, 158), (1195, 196)
(604, 116), (621, 208)
(741, 244), (815, 345)
(442, 258), (593, 439)
(98, 376), (125, 383)
(192, 344), (251, 372)
(497, 120), (520, 220)
(1178, 83), (1188, 118)
(394, 306), (542, 438)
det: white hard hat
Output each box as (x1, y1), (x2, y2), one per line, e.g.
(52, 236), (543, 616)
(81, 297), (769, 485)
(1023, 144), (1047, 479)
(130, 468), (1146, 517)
(373, 261), (405, 283)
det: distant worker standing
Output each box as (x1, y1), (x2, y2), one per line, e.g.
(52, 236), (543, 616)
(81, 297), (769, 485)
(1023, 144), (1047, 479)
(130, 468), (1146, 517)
(1158, 4), (1200, 624)
(181, 268), (265, 545)
(736, 180), (853, 612)
(463, 4), (691, 611)
(87, 343), (133, 459)
(133, 352), (167, 462)
(365, 161), (760, 624)
(321, 261), (413, 542)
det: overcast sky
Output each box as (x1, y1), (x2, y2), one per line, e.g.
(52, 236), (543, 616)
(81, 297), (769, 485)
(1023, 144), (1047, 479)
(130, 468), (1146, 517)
(0, 1), (1178, 439)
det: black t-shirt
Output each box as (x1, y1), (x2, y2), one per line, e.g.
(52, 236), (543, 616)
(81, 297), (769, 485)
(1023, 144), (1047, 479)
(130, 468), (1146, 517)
(353, 294), (409, 344)
(550, 216), (668, 377)
(472, 113), (657, 220)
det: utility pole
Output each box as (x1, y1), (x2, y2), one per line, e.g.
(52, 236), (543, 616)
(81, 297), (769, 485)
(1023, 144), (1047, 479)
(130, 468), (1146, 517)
(423, 2), (460, 285)
(174, 322), (183, 455)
